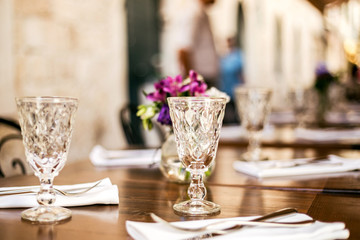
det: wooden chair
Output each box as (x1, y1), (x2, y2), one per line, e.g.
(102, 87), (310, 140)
(0, 118), (29, 177)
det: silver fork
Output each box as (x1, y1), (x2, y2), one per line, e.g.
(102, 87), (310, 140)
(269, 155), (332, 168)
(150, 208), (314, 232)
(0, 180), (103, 197)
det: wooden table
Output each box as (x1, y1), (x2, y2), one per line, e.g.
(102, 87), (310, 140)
(1, 144), (360, 239)
(220, 125), (360, 149)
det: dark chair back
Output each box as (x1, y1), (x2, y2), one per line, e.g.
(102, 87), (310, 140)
(119, 104), (165, 147)
(0, 118), (28, 177)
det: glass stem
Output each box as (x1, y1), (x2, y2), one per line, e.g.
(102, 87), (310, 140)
(37, 176), (56, 206)
(247, 130), (262, 161)
(188, 172), (206, 202)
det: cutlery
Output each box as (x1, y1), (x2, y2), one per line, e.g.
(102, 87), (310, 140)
(179, 208), (315, 240)
(267, 155), (341, 168)
(151, 208), (313, 233)
(0, 180), (103, 197)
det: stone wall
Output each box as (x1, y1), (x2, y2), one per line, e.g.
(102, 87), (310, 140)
(0, 0), (128, 162)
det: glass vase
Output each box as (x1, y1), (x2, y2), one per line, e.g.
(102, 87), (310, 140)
(315, 91), (329, 127)
(160, 129), (214, 183)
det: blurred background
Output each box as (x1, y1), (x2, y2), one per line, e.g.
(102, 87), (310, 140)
(0, 0), (359, 162)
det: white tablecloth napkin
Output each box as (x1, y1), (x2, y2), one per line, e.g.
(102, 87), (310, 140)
(326, 111), (360, 125)
(126, 213), (349, 240)
(220, 125), (275, 141)
(89, 145), (161, 168)
(295, 127), (360, 142)
(0, 178), (119, 208)
(233, 155), (360, 178)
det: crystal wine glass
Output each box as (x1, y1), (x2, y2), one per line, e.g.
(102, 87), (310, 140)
(168, 97), (226, 216)
(289, 88), (307, 128)
(235, 87), (272, 161)
(289, 88), (318, 128)
(16, 96), (78, 223)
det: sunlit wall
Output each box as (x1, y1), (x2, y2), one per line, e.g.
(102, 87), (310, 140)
(0, 0), (128, 161)
(241, 0), (324, 110)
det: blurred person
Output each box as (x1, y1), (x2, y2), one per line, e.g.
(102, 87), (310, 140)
(160, 0), (219, 88)
(220, 36), (244, 124)
(220, 36), (244, 98)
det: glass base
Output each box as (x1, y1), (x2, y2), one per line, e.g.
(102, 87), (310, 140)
(21, 206), (72, 223)
(241, 151), (268, 162)
(173, 200), (221, 216)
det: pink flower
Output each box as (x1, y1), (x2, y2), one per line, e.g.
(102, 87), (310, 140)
(163, 75), (185, 96)
(188, 70), (207, 96)
(146, 89), (166, 102)
(147, 74), (191, 103)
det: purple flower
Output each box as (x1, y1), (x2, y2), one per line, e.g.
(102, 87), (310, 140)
(316, 62), (329, 76)
(157, 104), (172, 125)
(140, 70), (209, 128)
(314, 62), (337, 93)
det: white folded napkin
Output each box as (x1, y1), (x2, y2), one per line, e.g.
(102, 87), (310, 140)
(233, 155), (360, 178)
(0, 178), (119, 208)
(295, 127), (360, 142)
(126, 213), (349, 240)
(220, 125), (275, 141)
(89, 145), (161, 168)
(326, 111), (360, 125)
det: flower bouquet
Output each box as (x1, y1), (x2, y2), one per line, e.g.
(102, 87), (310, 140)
(313, 63), (339, 126)
(137, 70), (210, 130)
(137, 70), (228, 182)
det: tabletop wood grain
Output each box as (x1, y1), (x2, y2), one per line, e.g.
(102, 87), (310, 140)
(0, 143), (360, 239)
